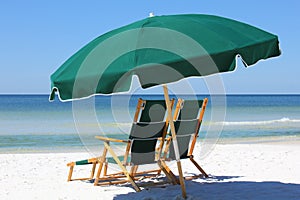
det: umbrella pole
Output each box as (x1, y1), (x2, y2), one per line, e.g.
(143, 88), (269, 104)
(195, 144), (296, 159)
(163, 85), (187, 199)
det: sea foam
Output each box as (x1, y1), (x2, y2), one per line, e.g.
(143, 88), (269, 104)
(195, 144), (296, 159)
(219, 118), (300, 126)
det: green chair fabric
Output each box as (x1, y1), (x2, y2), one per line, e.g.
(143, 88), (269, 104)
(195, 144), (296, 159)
(75, 159), (90, 165)
(108, 99), (168, 165)
(169, 100), (204, 160)
(177, 100), (204, 120)
(139, 100), (167, 122)
(169, 119), (198, 159)
(129, 121), (166, 165)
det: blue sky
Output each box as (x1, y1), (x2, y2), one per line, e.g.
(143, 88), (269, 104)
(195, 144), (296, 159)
(0, 1), (299, 94)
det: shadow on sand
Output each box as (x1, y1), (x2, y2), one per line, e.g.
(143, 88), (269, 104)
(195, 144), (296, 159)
(113, 176), (300, 200)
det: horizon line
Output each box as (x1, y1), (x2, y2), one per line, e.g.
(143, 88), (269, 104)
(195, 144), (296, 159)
(1, 93), (300, 96)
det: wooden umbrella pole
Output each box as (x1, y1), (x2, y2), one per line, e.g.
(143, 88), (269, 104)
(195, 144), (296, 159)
(163, 85), (187, 199)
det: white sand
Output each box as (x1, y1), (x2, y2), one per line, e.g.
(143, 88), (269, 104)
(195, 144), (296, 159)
(1, 141), (300, 200)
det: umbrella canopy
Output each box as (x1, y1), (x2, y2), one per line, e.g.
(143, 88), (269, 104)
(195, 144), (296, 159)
(50, 14), (280, 101)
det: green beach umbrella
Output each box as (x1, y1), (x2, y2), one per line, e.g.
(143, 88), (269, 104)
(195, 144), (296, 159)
(49, 14), (280, 198)
(50, 14), (280, 101)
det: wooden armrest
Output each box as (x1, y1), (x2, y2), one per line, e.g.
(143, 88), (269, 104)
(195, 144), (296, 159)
(95, 136), (129, 143)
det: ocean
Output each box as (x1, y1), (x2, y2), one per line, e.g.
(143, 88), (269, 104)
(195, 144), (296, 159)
(0, 94), (300, 153)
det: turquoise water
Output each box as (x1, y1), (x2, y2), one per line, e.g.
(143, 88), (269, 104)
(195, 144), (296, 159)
(0, 94), (300, 152)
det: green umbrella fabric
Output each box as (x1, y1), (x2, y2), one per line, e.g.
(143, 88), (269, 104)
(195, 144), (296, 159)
(50, 14), (280, 101)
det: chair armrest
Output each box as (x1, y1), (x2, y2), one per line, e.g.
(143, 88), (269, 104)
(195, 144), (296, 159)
(95, 136), (129, 143)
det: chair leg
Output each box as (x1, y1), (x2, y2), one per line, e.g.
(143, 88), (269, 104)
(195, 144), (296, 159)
(90, 163), (97, 179)
(130, 165), (138, 177)
(190, 156), (208, 178)
(156, 138), (171, 177)
(94, 148), (108, 186)
(157, 160), (178, 185)
(103, 161), (108, 176)
(156, 169), (162, 176)
(67, 165), (74, 181)
(103, 141), (141, 192)
(94, 162), (104, 186)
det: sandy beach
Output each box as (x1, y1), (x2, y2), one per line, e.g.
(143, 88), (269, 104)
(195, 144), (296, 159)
(1, 139), (300, 200)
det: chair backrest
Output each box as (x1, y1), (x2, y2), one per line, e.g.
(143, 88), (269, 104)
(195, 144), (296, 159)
(139, 99), (167, 122)
(169, 98), (208, 160)
(130, 99), (173, 165)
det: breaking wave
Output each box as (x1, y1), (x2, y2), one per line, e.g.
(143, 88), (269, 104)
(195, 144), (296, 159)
(218, 118), (300, 126)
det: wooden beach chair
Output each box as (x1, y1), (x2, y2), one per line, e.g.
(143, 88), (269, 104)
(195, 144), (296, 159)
(93, 98), (178, 190)
(162, 98), (209, 179)
(67, 98), (177, 190)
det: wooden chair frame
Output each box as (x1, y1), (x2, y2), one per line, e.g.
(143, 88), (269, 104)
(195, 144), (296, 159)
(163, 98), (209, 179)
(93, 98), (178, 190)
(67, 98), (178, 191)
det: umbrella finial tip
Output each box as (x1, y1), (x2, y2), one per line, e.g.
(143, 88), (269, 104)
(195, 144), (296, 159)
(149, 12), (154, 17)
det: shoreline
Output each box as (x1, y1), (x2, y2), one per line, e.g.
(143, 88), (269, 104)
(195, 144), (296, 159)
(1, 134), (299, 154)
(217, 135), (300, 145)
